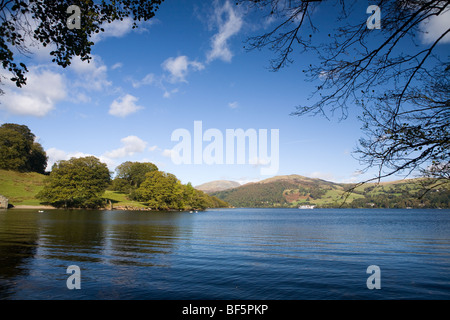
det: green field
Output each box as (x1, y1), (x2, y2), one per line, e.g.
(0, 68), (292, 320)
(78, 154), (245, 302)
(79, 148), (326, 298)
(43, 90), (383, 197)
(0, 169), (46, 205)
(103, 190), (147, 208)
(292, 187), (365, 207)
(0, 169), (147, 208)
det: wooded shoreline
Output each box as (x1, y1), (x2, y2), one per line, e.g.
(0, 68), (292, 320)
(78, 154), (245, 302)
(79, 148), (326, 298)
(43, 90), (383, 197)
(6, 204), (214, 211)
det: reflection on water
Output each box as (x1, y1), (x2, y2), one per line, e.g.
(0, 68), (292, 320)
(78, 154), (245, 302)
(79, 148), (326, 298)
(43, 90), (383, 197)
(36, 211), (184, 267)
(0, 210), (188, 299)
(0, 208), (449, 300)
(0, 211), (39, 299)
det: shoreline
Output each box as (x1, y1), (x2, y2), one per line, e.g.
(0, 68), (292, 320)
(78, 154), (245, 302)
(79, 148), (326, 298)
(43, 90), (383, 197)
(5, 205), (445, 211)
(6, 205), (213, 211)
(10, 205), (57, 210)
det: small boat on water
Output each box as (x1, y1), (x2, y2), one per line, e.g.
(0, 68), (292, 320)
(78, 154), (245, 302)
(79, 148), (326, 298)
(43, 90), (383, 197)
(299, 205), (316, 210)
(38, 210), (44, 213)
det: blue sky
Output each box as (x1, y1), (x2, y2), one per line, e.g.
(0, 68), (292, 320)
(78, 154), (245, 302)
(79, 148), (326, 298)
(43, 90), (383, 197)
(1, 0), (448, 186)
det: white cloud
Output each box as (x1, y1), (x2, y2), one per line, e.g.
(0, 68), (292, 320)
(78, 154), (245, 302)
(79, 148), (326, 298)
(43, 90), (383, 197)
(0, 67), (67, 117)
(263, 15), (278, 29)
(0, 56), (113, 117)
(162, 55), (205, 83)
(339, 171), (364, 184)
(162, 149), (174, 158)
(131, 73), (181, 98)
(420, 8), (450, 44)
(101, 17), (135, 38)
(90, 17), (157, 43)
(111, 62), (123, 70)
(46, 135), (151, 171)
(148, 145), (158, 152)
(307, 170), (367, 184)
(249, 157), (271, 167)
(108, 94), (144, 117)
(104, 136), (148, 159)
(228, 101), (239, 109)
(163, 88), (179, 98)
(46, 148), (94, 170)
(132, 73), (157, 88)
(236, 177), (260, 185)
(70, 55), (112, 91)
(46, 148), (117, 171)
(309, 171), (336, 181)
(206, 0), (243, 63)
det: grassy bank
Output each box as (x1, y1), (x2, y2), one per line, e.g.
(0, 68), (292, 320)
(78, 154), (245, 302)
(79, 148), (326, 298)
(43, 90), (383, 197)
(0, 169), (149, 208)
(103, 190), (148, 209)
(0, 169), (46, 206)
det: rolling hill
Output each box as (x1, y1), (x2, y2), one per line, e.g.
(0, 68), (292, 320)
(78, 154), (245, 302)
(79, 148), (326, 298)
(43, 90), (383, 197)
(0, 169), (46, 206)
(195, 180), (241, 193)
(209, 175), (450, 209)
(2, 169), (448, 209)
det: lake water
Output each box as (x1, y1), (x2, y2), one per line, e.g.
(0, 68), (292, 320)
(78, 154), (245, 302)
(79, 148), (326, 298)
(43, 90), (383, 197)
(0, 208), (449, 300)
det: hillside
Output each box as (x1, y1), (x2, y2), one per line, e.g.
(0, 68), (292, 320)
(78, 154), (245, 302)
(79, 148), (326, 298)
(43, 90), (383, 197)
(211, 175), (450, 209)
(0, 169), (46, 206)
(0, 169), (229, 210)
(195, 180), (241, 193)
(2, 170), (448, 209)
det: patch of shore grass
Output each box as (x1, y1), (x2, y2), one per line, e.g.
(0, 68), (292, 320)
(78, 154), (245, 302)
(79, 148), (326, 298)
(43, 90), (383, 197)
(103, 190), (147, 208)
(0, 169), (46, 206)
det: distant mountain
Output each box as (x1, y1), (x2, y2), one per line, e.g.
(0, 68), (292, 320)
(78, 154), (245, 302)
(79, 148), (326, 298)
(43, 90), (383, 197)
(251, 174), (338, 186)
(195, 180), (241, 193)
(209, 175), (450, 209)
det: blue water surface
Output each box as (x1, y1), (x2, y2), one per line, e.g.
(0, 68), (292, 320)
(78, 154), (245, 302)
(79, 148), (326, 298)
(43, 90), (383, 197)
(0, 208), (449, 300)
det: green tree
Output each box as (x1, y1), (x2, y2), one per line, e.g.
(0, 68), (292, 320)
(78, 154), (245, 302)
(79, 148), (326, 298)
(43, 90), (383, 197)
(0, 126), (29, 171)
(132, 170), (183, 210)
(110, 177), (132, 193)
(0, 123), (47, 172)
(190, 189), (217, 210)
(181, 182), (197, 208)
(113, 161), (158, 191)
(180, 182), (215, 210)
(37, 156), (111, 208)
(132, 173), (230, 210)
(28, 142), (48, 174)
(1, 0), (164, 92)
